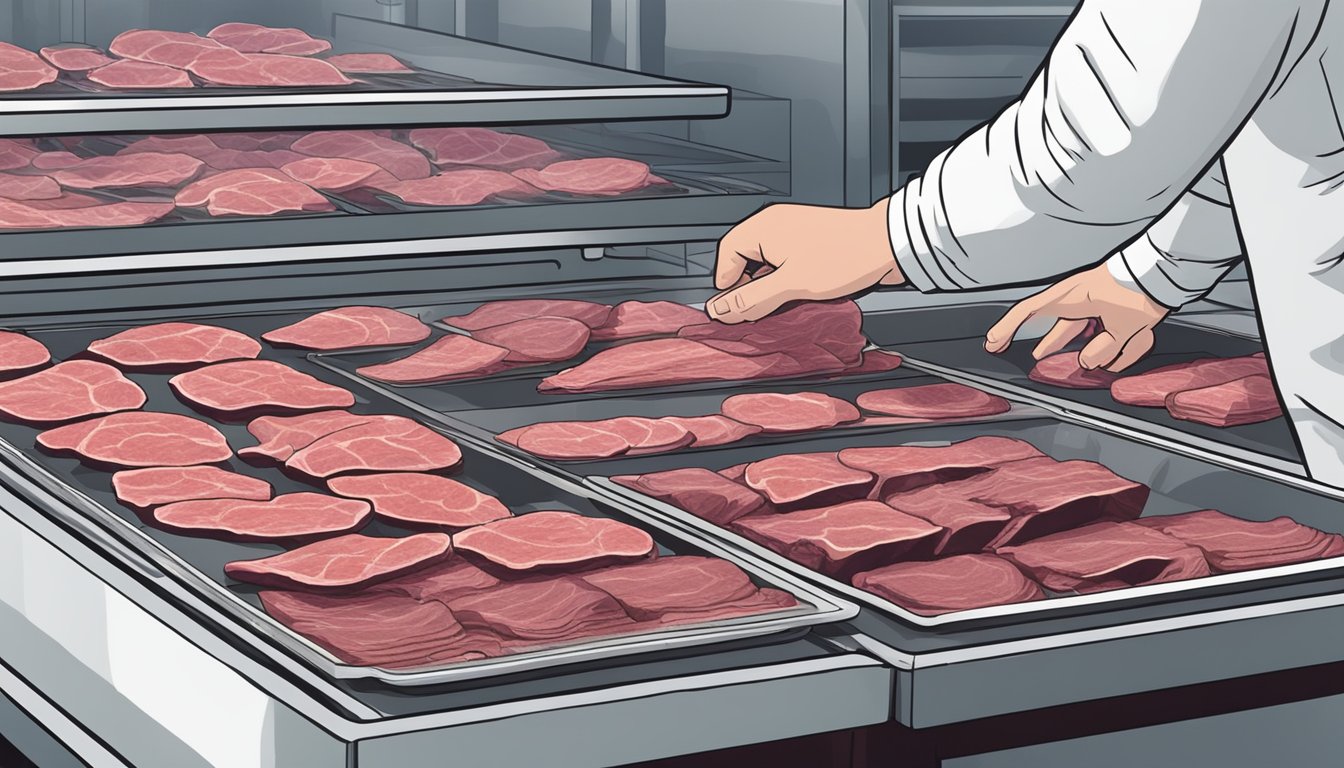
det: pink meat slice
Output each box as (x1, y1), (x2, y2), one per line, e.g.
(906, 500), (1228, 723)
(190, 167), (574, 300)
(1137, 509), (1344, 572)
(291, 131), (430, 181)
(681, 300), (866, 362)
(611, 468), (767, 525)
(28, 151), (81, 171)
(226, 532), (453, 590)
(87, 322), (262, 371)
(838, 435), (1046, 497)
(211, 132), (303, 151)
(1165, 374), (1283, 427)
(0, 198), (175, 230)
(188, 48), (352, 87)
(607, 416), (695, 455)
(743, 453), (876, 509)
(88, 60), (193, 89)
(324, 53), (413, 74)
(0, 138), (38, 170)
(262, 306), (430, 351)
(453, 510), (655, 573)
(239, 410), (373, 464)
(843, 350), (905, 376)
(448, 576), (635, 642)
(998, 521), (1211, 594)
(409, 127), (563, 170)
(109, 29), (232, 69)
(660, 415), (761, 448)
(154, 492), (372, 542)
(207, 22), (331, 56)
(1029, 352), (1120, 389)
(51, 152), (204, 189)
(37, 412), (232, 469)
(498, 420), (633, 461)
(169, 360), (354, 418)
(355, 335), (512, 385)
(472, 316), (592, 363)
(39, 45), (115, 72)
(372, 558), (501, 604)
(884, 495), (1012, 557)
(730, 500), (943, 577)
(175, 168), (334, 217)
(0, 332), (51, 377)
(328, 473), (512, 531)
(582, 556), (795, 624)
(284, 415), (464, 480)
(513, 158), (657, 196)
(117, 134), (222, 157)
(1111, 354), (1270, 407)
(113, 465), (272, 510)
(538, 338), (797, 394)
(280, 157), (382, 192)
(856, 382), (1012, 420)
(721, 391), (861, 433)
(0, 173), (61, 201)
(590, 300), (709, 341)
(0, 42), (58, 92)
(444, 299), (613, 331)
(852, 554), (1044, 615)
(376, 170), (543, 207)
(0, 361), (146, 426)
(194, 147), (307, 172)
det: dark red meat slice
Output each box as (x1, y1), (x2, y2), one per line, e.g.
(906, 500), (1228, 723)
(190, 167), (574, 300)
(375, 170), (543, 207)
(539, 338), (797, 394)
(680, 300), (865, 364)
(857, 382), (1011, 419)
(239, 410), (372, 464)
(207, 22), (331, 56)
(37, 412), (232, 469)
(0, 332), (50, 378)
(88, 60), (193, 89)
(472, 316), (591, 363)
(39, 45), (114, 72)
(50, 152), (204, 189)
(1137, 509), (1344, 572)
(743, 453), (875, 509)
(0, 42), (58, 91)
(885, 495), (1012, 556)
(453, 510), (655, 574)
(291, 131), (431, 181)
(1111, 354), (1269, 407)
(175, 168), (334, 217)
(721, 391), (861, 433)
(87, 322), (262, 372)
(0, 361), (146, 426)
(154, 492), (372, 542)
(1029, 352), (1120, 389)
(513, 158), (657, 196)
(355, 335), (511, 385)
(409, 127), (562, 170)
(280, 157), (382, 192)
(581, 556), (791, 622)
(719, 463), (748, 483)
(731, 500), (942, 577)
(0, 198), (175, 230)
(612, 468), (767, 525)
(842, 350), (904, 375)
(0, 172), (60, 201)
(449, 576), (635, 643)
(324, 53), (413, 74)
(169, 360), (354, 418)
(852, 554), (1044, 615)
(328, 473), (512, 531)
(373, 558), (501, 604)
(262, 306), (430, 351)
(226, 533), (453, 591)
(590, 300), (709, 341)
(284, 415), (463, 480)
(998, 521), (1210, 593)
(660, 415), (761, 447)
(1165, 374), (1282, 427)
(189, 49), (352, 87)
(443, 299), (614, 332)
(838, 435), (1045, 497)
(113, 465), (272, 510)
(109, 29), (230, 69)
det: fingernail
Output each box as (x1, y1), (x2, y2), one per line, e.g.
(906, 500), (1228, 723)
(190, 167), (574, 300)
(712, 299), (730, 316)
(985, 331), (999, 344)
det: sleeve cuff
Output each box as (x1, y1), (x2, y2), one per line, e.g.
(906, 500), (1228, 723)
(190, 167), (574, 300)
(887, 183), (957, 293)
(1115, 237), (1199, 310)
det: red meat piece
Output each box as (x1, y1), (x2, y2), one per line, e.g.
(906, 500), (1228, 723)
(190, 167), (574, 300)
(113, 465), (272, 510)
(37, 412), (232, 469)
(538, 338), (798, 394)
(39, 45), (114, 72)
(87, 322), (262, 372)
(109, 29), (231, 69)
(372, 558), (501, 604)
(324, 53), (413, 74)
(154, 492), (372, 542)
(226, 533), (453, 590)
(117, 134), (221, 156)
(262, 306), (430, 351)
(513, 158), (657, 196)
(443, 299), (614, 331)
(88, 60), (193, 89)
(194, 147), (307, 172)
(1137, 509), (1344, 572)
(0, 172), (59, 201)
(660, 415), (761, 447)
(0, 197), (175, 230)
(852, 554), (1044, 615)
(731, 500), (943, 577)
(376, 170), (543, 207)
(453, 511), (655, 573)
(0, 41), (58, 92)
(280, 157), (382, 192)
(0, 138), (38, 171)
(1165, 374), (1283, 427)
(720, 391), (861, 433)
(498, 420), (631, 460)
(0, 361), (146, 426)
(1111, 354), (1269, 407)
(239, 410), (372, 464)
(1029, 352), (1120, 389)
(679, 300), (865, 365)
(472, 316), (592, 363)
(175, 168), (334, 217)
(590, 300), (709, 341)
(283, 415), (463, 480)
(328, 473), (512, 531)
(206, 22), (331, 56)
(50, 152), (204, 189)
(611, 468), (767, 525)
(169, 360), (354, 418)
(355, 335), (512, 385)
(0, 332), (50, 378)
(842, 350), (905, 376)
(581, 556), (793, 623)
(743, 453), (876, 509)
(838, 435), (1046, 497)
(447, 576), (635, 642)
(997, 521), (1210, 594)
(409, 127), (562, 169)
(291, 131), (430, 181)
(856, 382), (1011, 419)
(189, 49), (352, 87)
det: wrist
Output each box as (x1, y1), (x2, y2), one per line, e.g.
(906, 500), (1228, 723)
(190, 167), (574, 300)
(866, 197), (904, 286)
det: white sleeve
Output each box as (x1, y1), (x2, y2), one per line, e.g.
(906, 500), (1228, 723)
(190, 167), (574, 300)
(889, 0), (1307, 293)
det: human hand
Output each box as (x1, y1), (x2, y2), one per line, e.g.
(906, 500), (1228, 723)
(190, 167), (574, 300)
(707, 200), (903, 324)
(984, 263), (1171, 372)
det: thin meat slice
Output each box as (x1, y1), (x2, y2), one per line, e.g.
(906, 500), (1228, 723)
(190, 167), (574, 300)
(169, 360), (354, 419)
(291, 131), (430, 181)
(513, 158), (658, 196)
(39, 45), (115, 73)
(838, 435), (1046, 497)
(443, 299), (613, 331)
(591, 300), (709, 341)
(113, 465), (272, 510)
(211, 132), (304, 151)
(226, 533), (453, 591)
(472, 316), (592, 363)
(355, 335), (511, 385)
(29, 152), (82, 171)
(409, 127), (562, 170)
(86, 322), (262, 372)
(499, 420), (631, 460)
(884, 495), (1012, 556)
(843, 350), (905, 376)
(857, 383), (1011, 420)
(376, 170), (542, 207)
(207, 22), (331, 56)
(453, 510), (656, 573)
(280, 157), (382, 192)
(0, 361), (146, 426)
(721, 392), (861, 433)
(117, 134), (222, 156)
(611, 469), (767, 525)
(262, 306), (431, 351)
(51, 152), (204, 189)
(0, 173), (60, 201)
(1111, 354), (1270, 407)
(373, 558), (501, 604)
(680, 300), (865, 364)
(325, 53), (413, 74)
(88, 60), (193, 89)
(37, 412), (232, 469)
(0, 197), (175, 230)
(852, 554), (1044, 615)
(606, 416), (695, 455)
(743, 453), (876, 509)
(0, 332), (50, 378)
(0, 42), (58, 92)
(239, 410), (373, 464)
(661, 415), (761, 448)
(189, 49), (352, 87)
(998, 521), (1211, 594)
(175, 168), (334, 217)
(109, 29), (231, 69)
(1029, 352), (1121, 389)
(328, 473), (512, 531)
(538, 338), (798, 394)
(284, 415), (464, 480)
(1166, 374), (1283, 427)
(154, 492), (372, 542)
(194, 147), (307, 172)
(0, 138), (38, 170)
(582, 556), (795, 623)
(1138, 509), (1344, 572)
(448, 576), (635, 642)
(731, 500), (943, 577)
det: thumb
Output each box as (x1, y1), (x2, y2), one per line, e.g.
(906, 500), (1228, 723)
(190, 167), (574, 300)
(707, 270), (797, 324)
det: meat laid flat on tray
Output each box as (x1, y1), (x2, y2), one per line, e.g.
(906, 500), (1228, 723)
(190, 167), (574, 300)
(0, 138), (37, 170)
(472, 316), (592, 363)
(997, 521), (1211, 594)
(50, 152), (204, 190)
(283, 415), (464, 481)
(169, 360), (354, 419)
(375, 170), (544, 207)
(291, 131), (432, 181)
(187, 49), (353, 87)
(1110, 353), (1268, 407)
(1137, 509), (1344, 572)
(1028, 352), (1121, 389)
(1165, 374), (1283, 427)
(356, 334), (512, 385)
(0, 172), (60, 201)
(207, 22), (331, 56)
(0, 41), (58, 92)
(838, 436), (1046, 498)
(883, 495), (1012, 557)
(194, 147), (307, 172)
(0, 332), (51, 378)
(0, 361), (146, 426)
(112, 465), (272, 510)
(238, 409), (371, 464)
(0, 197), (176, 231)
(499, 416), (694, 460)
(175, 168), (335, 217)
(37, 411), (233, 469)
(372, 557), (501, 604)
(852, 554), (1045, 615)
(327, 473), (512, 531)
(39, 45), (115, 73)
(453, 510), (656, 574)
(88, 60), (194, 89)
(612, 469), (768, 526)
(589, 300), (709, 342)
(442, 299), (614, 332)
(324, 53), (413, 74)
(513, 158), (663, 196)
(109, 29), (229, 69)
(154, 492), (372, 542)
(721, 392), (861, 433)
(409, 127), (563, 170)
(661, 415), (762, 447)
(225, 532), (453, 590)
(731, 500), (942, 578)
(448, 576), (636, 642)
(261, 306), (431, 351)
(742, 452), (876, 510)
(86, 322), (262, 372)
(856, 382), (1012, 420)
(279, 157), (381, 193)
(581, 556), (798, 624)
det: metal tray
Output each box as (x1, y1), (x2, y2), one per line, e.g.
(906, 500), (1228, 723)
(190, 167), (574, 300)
(0, 310), (856, 687)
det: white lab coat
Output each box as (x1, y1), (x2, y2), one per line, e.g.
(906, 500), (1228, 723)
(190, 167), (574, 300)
(887, 0), (1344, 486)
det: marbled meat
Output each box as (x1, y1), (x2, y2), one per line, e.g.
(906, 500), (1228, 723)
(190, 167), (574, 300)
(499, 416), (693, 460)
(37, 411), (232, 469)
(448, 576), (635, 641)
(88, 60), (193, 89)
(852, 554), (1044, 615)
(538, 338), (796, 394)
(324, 53), (413, 74)
(39, 45), (114, 72)
(1138, 509), (1344, 572)
(856, 382), (1011, 419)
(328, 473), (512, 531)
(590, 300), (709, 341)
(838, 435), (1045, 497)
(660, 415), (762, 447)
(442, 299), (613, 332)
(1029, 352), (1120, 389)
(86, 322), (262, 371)
(742, 452), (876, 509)
(997, 521), (1210, 594)
(188, 49), (352, 87)
(175, 168), (334, 217)
(207, 22), (331, 56)
(0, 360), (146, 426)
(721, 391), (861, 433)
(355, 334), (511, 385)
(169, 360), (354, 418)
(0, 197), (175, 230)
(113, 465), (272, 510)
(291, 131), (430, 181)
(375, 170), (542, 206)
(154, 492), (371, 542)
(472, 316), (591, 363)
(0, 172), (60, 201)
(280, 157), (382, 192)
(239, 409), (372, 464)
(453, 510), (655, 573)
(109, 29), (230, 69)
(0, 41), (58, 91)
(0, 332), (50, 378)
(612, 468), (767, 525)
(582, 556), (797, 623)
(731, 500), (942, 577)
(283, 415), (464, 480)
(1111, 354), (1269, 407)
(1165, 374), (1283, 427)
(50, 152), (204, 189)
(262, 306), (430, 351)
(513, 158), (661, 196)
(227, 532), (453, 591)
(409, 127), (562, 170)
(373, 558), (501, 604)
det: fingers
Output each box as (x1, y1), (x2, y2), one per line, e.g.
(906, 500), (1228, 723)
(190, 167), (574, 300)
(707, 270), (797, 324)
(1104, 326), (1156, 372)
(715, 222), (765, 290)
(984, 288), (1058, 354)
(1031, 318), (1092, 360)
(1077, 330), (1126, 370)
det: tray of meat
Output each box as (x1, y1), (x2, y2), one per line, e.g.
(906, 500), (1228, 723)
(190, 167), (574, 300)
(0, 307), (855, 686)
(584, 413), (1344, 629)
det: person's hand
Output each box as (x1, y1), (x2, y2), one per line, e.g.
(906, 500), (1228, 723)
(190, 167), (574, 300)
(984, 263), (1171, 372)
(707, 200), (904, 324)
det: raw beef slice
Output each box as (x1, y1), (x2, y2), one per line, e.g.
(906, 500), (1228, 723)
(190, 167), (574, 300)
(1165, 374), (1283, 427)
(39, 45), (114, 73)
(0, 138), (38, 170)
(37, 412), (232, 469)
(0, 196), (175, 230)
(612, 468), (767, 525)
(207, 22), (331, 56)
(87, 322), (262, 371)
(514, 158), (659, 196)
(720, 391), (861, 433)
(852, 554), (1044, 615)
(0, 41), (58, 91)
(499, 416), (693, 460)
(0, 332), (50, 378)
(239, 410), (373, 464)
(0, 360), (146, 426)
(154, 492), (372, 542)
(328, 473), (512, 531)
(113, 465), (272, 510)
(284, 415), (464, 480)
(472, 316), (591, 363)
(88, 60), (193, 89)
(409, 127), (562, 170)
(660, 415), (761, 448)
(226, 532), (453, 590)
(583, 556), (797, 623)
(731, 500), (943, 577)
(0, 172), (61, 201)
(194, 147), (307, 172)
(51, 152), (204, 189)
(291, 131), (431, 181)
(443, 299), (614, 332)
(742, 453), (876, 509)
(169, 360), (354, 418)
(1111, 354), (1269, 407)
(997, 521), (1210, 594)
(538, 338), (796, 394)
(117, 135), (222, 156)
(175, 168), (334, 217)
(324, 53), (413, 74)
(453, 510), (655, 573)
(857, 382), (1011, 420)
(356, 335), (511, 385)
(590, 300), (709, 341)
(1138, 509), (1344, 572)
(373, 558), (501, 604)
(109, 29), (230, 69)
(376, 170), (542, 207)
(262, 306), (430, 351)
(839, 435), (1045, 497)
(1029, 352), (1120, 389)
(882, 494), (1012, 557)
(280, 157), (382, 193)
(448, 576), (635, 642)
(681, 300), (865, 364)
(188, 49), (352, 87)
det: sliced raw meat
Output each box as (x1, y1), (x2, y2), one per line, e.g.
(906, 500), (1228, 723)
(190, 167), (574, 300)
(175, 168), (334, 217)
(280, 157), (381, 192)
(884, 495), (1012, 556)
(499, 416), (693, 460)
(328, 473), (511, 531)
(1111, 354), (1269, 407)
(843, 350), (904, 375)
(375, 170), (542, 207)
(443, 299), (613, 331)
(453, 510), (655, 573)
(88, 60), (193, 89)
(448, 576), (634, 641)
(1137, 509), (1344, 572)
(0, 139), (38, 172)
(262, 306), (430, 351)
(207, 22), (331, 56)
(514, 157), (658, 196)
(998, 521), (1210, 594)
(211, 132), (302, 152)
(194, 147), (307, 172)
(226, 532), (453, 590)
(0, 173), (61, 201)
(838, 435), (1045, 497)
(239, 409), (372, 464)
(856, 383), (1011, 420)
(154, 492), (371, 542)
(591, 300), (709, 341)
(113, 465), (272, 510)
(602, 417), (695, 455)
(681, 300), (865, 365)
(660, 415), (761, 448)
(50, 152), (203, 189)
(731, 500), (942, 577)
(284, 415), (464, 480)
(472, 316), (591, 363)
(39, 45), (114, 73)
(611, 468), (767, 525)
(743, 453), (875, 509)
(325, 53), (413, 74)
(409, 127), (562, 170)
(0, 361), (146, 426)
(719, 463), (748, 483)
(29, 152), (82, 171)
(1166, 374), (1282, 427)
(37, 412), (232, 469)
(852, 554), (1044, 615)
(0, 331), (50, 378)
(0, 197), (175, 230)
(582, 556), (791, 622)
(1029, 352), (1121, 389)
(0, 41), (58, 91)
(87, 322), (262, 372)
(118, 135), (221, 156)
(539, 338), (798, 394)
(721, 391), (861, 433)
(373, 558), (501, 603)
(291, 131), (430, 181)
(170, 360), (354, 419)
(356, 335), (511, 385)
(109, 29), (231, 69)
(189, 49), (352, 87)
